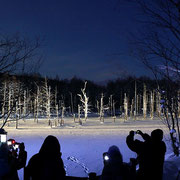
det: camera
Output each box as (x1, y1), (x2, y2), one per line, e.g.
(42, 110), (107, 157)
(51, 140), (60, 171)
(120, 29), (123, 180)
(7, 139), (20, 151)
(103, 152), (110, 161)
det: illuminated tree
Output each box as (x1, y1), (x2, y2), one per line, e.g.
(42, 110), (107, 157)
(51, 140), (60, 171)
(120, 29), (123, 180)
(100, 93), (105, 122)
(40, 78), (53, 126)
(78, 81), (89, 121)
(124, 93), (128, 120)
(143, 84), (147, 119)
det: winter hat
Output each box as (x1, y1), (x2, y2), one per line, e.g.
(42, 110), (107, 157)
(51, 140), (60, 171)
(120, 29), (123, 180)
(107, 145), (123, 163)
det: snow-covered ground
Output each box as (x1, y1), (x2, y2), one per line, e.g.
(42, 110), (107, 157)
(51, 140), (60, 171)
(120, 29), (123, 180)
(1, 117), (178, 179)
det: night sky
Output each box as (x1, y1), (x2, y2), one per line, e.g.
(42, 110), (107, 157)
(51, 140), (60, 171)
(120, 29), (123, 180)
(0, 0), (152, 82)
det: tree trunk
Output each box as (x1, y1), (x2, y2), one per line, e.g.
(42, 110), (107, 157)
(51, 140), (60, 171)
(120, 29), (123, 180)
(100, 93), (104, 123)
(124, 93), (128, 121)
(134, 80), (137, 120)
(143, 84), (147, 119)
(150, 91), (154, 119)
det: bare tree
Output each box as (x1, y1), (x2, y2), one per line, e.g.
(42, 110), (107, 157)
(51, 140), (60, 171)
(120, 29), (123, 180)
(100, 93), (105, 122)
(0, 33), (42, 128)
(123, 0), (180, 155)
(47, 86), (51, 126)
(124, 93), (128, 121)
(0, 33), (42, 74)
(134, 80), (137, 120)
(143, 84), (147, 119)
(112, 99), (116, 122)
(150, 90), (155, 119)
(0, 77), (28, 129)
(109, 95), (113, 117)
(22, 89), (31, 121)
(34, 85), (40, 123)
(55, 104), (59, 127)
(38, 78), (53, 126)
(78, 81), (89, 121)
(60, 105), (65, 126)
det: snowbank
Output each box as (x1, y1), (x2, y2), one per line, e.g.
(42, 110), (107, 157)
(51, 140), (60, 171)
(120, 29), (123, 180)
(163, 154), (180, 180)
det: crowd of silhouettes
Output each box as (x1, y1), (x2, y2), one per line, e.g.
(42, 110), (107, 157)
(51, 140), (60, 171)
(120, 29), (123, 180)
(0, 128), (166, 180)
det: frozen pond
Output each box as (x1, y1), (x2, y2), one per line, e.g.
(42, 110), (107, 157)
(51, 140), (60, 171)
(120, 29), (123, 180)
(2, 117), (172, 179)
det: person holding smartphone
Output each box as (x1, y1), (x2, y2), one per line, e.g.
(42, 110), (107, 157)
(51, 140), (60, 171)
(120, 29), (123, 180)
(101, 145), (135, 180)
(126, 129), (166, 180)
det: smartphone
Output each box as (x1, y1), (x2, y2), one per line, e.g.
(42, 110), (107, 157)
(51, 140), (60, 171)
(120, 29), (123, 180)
(14, 144), (19, 150)
(103, 152), (109, 161)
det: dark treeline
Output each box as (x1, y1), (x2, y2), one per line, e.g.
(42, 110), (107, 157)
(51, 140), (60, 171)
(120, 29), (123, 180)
(0, 73), (167, 114)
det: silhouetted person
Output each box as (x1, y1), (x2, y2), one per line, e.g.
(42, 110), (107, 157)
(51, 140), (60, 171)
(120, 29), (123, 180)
(25, 135), (65, 180)
(126, 129), (166, 180)
(0, 142), (26, 180)
(17, 143), (27, 170)
(101, 145), (136, 180)
(0, 143), (12, 179)
(89, 172), (98, 180)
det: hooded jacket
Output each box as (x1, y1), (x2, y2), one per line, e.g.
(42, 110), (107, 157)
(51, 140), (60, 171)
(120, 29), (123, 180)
(25, 135), (65, 180)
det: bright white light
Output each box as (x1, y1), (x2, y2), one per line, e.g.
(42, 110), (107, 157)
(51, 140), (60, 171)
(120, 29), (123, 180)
(15, 144), (19, 149)
(1, 134), (7, 143)
(104, 155), (109, 161)
(7, 141), (12, 145)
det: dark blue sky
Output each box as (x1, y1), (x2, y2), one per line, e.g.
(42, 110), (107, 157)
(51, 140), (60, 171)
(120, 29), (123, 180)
(0, 0), (151, 82)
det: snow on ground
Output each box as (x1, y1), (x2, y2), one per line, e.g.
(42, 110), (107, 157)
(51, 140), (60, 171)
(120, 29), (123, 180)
(1, 117), (176, 179)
